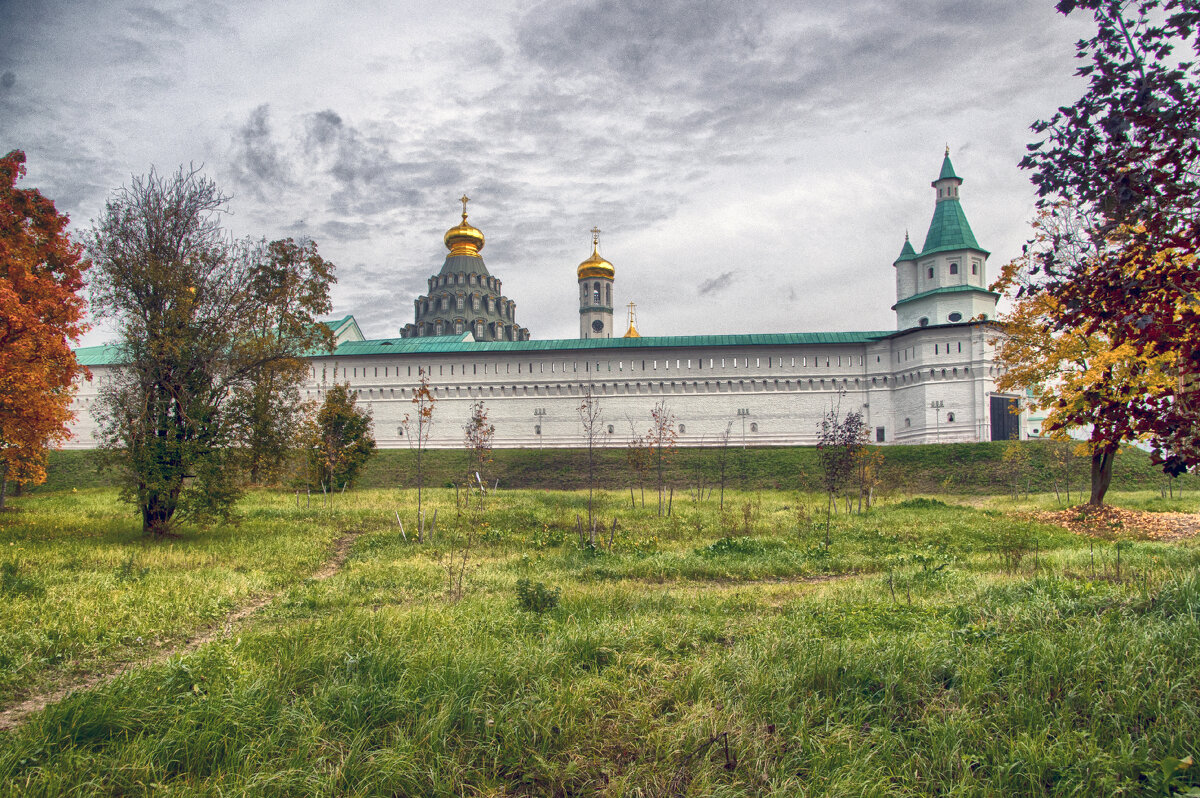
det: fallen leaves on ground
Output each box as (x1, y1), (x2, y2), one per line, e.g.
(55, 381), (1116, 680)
(1030, 504), (1200, 541)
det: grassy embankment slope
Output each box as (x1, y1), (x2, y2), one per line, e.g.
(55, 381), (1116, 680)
(40, 440), (1197, 495)
(0, 443), (1197, 795)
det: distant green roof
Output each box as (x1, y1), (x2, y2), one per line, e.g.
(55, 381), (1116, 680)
(73, 344), (125, 366)
(320, 315), (354, 333)
(891, 284), (999, 310)
(323, 330), (892, 358)
(919, 196), (988, 257)
(894, 235), (918, 263)
(938, 153), (960, 181)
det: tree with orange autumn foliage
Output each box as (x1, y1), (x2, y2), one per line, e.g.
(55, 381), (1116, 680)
(1020, 0), (1200, 475)
(992, 206), (1176, 505)
(0, 150), (89, 508)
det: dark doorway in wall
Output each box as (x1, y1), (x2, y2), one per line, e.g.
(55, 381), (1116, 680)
(990, 396), (1020, 441)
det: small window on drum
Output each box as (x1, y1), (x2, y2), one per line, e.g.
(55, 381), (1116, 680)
(948, 312), (963, 323)
(946, 412), (955, 423)
(607, 424), (614, 434)
(679, 424), (686, 434)
(949, 263), (959, 275)
(919, 317), (929, 327)
(749, 422), (758, 433)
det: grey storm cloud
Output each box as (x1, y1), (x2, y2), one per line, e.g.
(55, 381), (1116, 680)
(304, 110), (343, 149)
(230, 104), (291, 195)
(697, 271), (735, 296)
(517, 0), (766, 81)
(0, 72), (14, 89)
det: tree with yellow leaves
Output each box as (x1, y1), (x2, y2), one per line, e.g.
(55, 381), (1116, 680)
(993, 207), (1177, 506)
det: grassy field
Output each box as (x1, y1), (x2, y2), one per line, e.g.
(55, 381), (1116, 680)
(0, 485), (1199, 796)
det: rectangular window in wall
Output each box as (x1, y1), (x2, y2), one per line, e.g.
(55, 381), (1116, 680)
(876, 427), (885, 442)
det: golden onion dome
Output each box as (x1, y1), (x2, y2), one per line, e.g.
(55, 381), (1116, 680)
(577, 227), (614, 280)
(444, 195), (484, 258)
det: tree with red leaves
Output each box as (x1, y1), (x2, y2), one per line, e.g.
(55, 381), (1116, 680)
(1018, 0), (1200, 475)
(0, 150), (89, 508)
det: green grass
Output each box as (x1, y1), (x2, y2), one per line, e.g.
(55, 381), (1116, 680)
(0, 489), (351, 705)
(1, 487), (1199, 795)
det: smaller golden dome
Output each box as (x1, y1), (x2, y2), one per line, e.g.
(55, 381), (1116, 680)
(444, 194), (484, 258)
(622, 300), (640, 337)
(577, 227), (614, 280)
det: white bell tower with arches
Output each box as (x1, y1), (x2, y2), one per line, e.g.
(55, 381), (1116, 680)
(577, 227), (614, 339)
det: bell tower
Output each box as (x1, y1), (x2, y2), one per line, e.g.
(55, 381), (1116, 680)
(577, 227), (614, 339)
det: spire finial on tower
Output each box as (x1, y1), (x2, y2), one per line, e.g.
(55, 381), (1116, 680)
(459, 194), (470, 222)
(590, 226), (601, 250)
(905, 229), (910, 241)
(623, 301), (641, 338)
(945, 143), (950, 157)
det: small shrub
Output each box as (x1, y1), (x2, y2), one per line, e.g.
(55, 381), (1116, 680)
(114, 554), (150, 583)
(892, 498), (950, 510)
(530, 524), (565, 548)
(699, 536), (767, 557)
(516, 578), (560, 613)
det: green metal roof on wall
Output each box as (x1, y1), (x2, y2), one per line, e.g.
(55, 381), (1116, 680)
(79, 329), (894, 366)
(73, 344), (126, 366)
(321, 330), (893, 358)
(891, 284), (999, 310)
(920, 197), (988, 257)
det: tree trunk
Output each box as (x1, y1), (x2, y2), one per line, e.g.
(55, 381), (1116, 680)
(0, 461), (8, 511)
(141, 486), (180, 536)
(1089, 448), (1116, 506)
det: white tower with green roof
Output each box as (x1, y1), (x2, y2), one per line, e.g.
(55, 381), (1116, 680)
(893, 149), (999, 330)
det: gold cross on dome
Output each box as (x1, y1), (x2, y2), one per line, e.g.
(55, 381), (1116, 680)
(590, 226), (602, 247)
(460, 194), (469, 220)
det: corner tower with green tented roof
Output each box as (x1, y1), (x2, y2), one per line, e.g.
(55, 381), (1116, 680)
(892, 149), (999, 330)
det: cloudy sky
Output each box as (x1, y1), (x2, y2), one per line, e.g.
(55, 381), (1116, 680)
(2, 0), (1094, 346)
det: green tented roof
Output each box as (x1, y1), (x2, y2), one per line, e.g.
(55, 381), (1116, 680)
(894, 236), (918, 263)
(938, 153), (960, 181)
(891, 284), (999, 310)
(919, 197), (988, 257)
